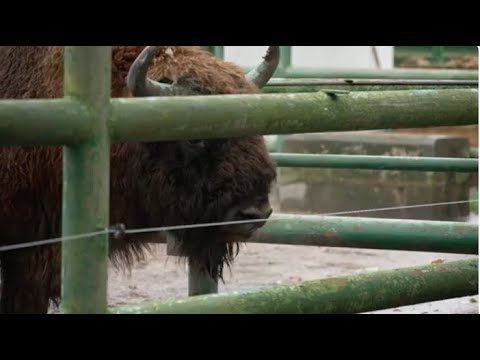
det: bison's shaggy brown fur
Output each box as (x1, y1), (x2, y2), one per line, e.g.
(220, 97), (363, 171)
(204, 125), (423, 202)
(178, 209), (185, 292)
(0, 46), (277, 314)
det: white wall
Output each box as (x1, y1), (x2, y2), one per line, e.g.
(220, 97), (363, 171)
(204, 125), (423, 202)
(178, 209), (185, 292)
(224, 46), (394, 69)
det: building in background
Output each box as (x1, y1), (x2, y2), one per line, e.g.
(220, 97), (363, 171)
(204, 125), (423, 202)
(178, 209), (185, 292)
(224, 46), (394, 69)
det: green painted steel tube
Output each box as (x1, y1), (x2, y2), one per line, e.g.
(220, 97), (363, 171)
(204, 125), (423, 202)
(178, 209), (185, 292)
(262, 78), (478, 94)
(279, 46), (292, 71)
(209, 46), (224, 59)
(242, 65), (478, 80)
(270, 153), (478, 172)
(470, 147), (478, 158)
(255, 214), (478, 255)
(432, 46), (445, 65)
(279, 67), (478, 80)
(266, 79), (478, 86)
(61, 46), (112, 314)
(263, 85), (477, 94)
(0, 99), (91, 146)
(265, 135), (282, 152)
(110, 89), (478, 142)
(109, 259), (478, 314)
(144, 214), (477, 254)
(188, 259), (218, 296)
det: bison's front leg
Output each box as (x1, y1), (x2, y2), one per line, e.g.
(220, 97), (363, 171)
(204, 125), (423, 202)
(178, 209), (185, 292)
(0, 246), (60, 314)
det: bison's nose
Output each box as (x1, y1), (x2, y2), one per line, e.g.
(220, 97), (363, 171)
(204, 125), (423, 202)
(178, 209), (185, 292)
(235, 205), (273, 228)
(223, 201), (273, 237)
(222, 199), (274, 237)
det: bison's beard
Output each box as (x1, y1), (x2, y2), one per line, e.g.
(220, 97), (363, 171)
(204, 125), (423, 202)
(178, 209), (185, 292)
(170, 227), (244, 283)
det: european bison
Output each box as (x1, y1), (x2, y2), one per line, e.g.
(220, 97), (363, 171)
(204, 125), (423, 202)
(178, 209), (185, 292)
(0, 46), (279, 314)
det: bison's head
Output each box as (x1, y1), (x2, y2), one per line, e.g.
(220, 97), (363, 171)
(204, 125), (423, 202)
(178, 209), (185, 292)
(125, 46), (279, 280)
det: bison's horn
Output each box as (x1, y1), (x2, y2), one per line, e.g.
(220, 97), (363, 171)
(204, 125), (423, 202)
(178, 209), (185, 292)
(127, 46), (194, 97)
(246, 46), (280, 89)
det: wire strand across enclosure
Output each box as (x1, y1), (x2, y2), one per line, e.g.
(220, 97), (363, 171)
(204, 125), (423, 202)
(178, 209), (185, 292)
(0, 199), (476, 253)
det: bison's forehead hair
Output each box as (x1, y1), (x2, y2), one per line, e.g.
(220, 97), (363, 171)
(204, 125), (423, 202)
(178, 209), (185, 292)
(115, 46), (260, 96)
(31, 46), (260, 98)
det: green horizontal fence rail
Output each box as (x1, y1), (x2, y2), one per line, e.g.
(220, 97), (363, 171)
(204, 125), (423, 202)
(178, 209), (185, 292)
(277, 67), (478, 80)
(270, 153), (478, 172)
(266, 79), (479, 86)
(0, 99), (91, 146)
(263, 78), (478, 94)
(264, 85), (478, 94)
(1, 46), (478, 314)
(254, 214), (478, 255)
(2, 89), (477, 145)
(108, 89), (477, 143)
(150, 214), (478, 255)
(109, 259), (478, 314)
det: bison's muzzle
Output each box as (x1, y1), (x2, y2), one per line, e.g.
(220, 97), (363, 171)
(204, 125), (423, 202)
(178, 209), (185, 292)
(222, 199), (273, 237)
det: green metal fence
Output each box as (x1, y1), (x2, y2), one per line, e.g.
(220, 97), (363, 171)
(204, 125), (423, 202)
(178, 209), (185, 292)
(0, 46), (478, 314)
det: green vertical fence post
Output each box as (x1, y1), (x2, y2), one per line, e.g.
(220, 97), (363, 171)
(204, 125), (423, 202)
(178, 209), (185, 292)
(199, 47), (288, 296)
(168, 239), (219, 296)
(278, 46), (292, 76)
(263, 46), (290, 158)
(470, 147), (478, 158)
(195, 42), (223, 296)
(432, 46), (445, 65)
(188, 259), (219, 296)
(61, 46), (112, 314)
(208, 46), (224, 59)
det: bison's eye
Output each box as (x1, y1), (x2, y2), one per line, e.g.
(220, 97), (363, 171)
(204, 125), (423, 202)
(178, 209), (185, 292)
(158, 77), (174, 85)
(186, 140), (206, 148)
(177, 139), (208, 165)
